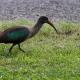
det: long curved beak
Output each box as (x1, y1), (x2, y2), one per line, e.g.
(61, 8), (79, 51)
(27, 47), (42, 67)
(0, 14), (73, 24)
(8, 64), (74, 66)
(47, 20), (58, 34)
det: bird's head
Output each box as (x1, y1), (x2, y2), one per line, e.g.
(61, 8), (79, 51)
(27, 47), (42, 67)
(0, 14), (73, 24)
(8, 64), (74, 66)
(38, 16), (49, 23)
(38, 16), (58, 33)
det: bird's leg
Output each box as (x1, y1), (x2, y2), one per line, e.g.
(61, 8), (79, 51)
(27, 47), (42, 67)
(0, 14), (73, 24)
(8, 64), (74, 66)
(18, 44), (25, 52)
(9, 44), (16, 53)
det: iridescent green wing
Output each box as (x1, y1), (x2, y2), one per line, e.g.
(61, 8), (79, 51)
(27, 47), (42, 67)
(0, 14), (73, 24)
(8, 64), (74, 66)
(7, 28), (29, 40)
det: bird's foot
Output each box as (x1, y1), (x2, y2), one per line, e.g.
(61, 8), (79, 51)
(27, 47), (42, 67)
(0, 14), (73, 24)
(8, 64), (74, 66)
(19, 48), (25, 53)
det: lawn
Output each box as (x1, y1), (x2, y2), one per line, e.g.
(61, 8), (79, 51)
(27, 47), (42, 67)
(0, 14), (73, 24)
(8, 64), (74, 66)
(0, 19), (80, 80)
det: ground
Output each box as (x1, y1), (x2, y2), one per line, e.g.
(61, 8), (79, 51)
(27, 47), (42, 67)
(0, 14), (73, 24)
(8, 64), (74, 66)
(0, 0), (80, 22)
(0, 19), (80, 80)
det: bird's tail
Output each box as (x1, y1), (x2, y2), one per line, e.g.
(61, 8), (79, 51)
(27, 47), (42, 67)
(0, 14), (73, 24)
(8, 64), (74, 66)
(0, 31), (4, 43)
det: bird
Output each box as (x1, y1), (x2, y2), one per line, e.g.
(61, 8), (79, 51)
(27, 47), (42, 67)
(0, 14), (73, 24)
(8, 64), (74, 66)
(0, 16), (58, 52)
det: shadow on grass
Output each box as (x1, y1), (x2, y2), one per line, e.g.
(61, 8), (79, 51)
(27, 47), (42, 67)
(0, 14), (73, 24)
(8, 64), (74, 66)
(0, 49), (18, 58)
(0, 47), (33, 58)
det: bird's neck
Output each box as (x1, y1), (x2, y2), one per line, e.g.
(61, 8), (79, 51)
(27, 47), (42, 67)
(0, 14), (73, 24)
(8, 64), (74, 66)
(29, 21), (43, 38)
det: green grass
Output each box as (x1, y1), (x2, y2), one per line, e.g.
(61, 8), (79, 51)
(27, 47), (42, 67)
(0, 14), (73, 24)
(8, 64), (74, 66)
(0, 19), (80, 80)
